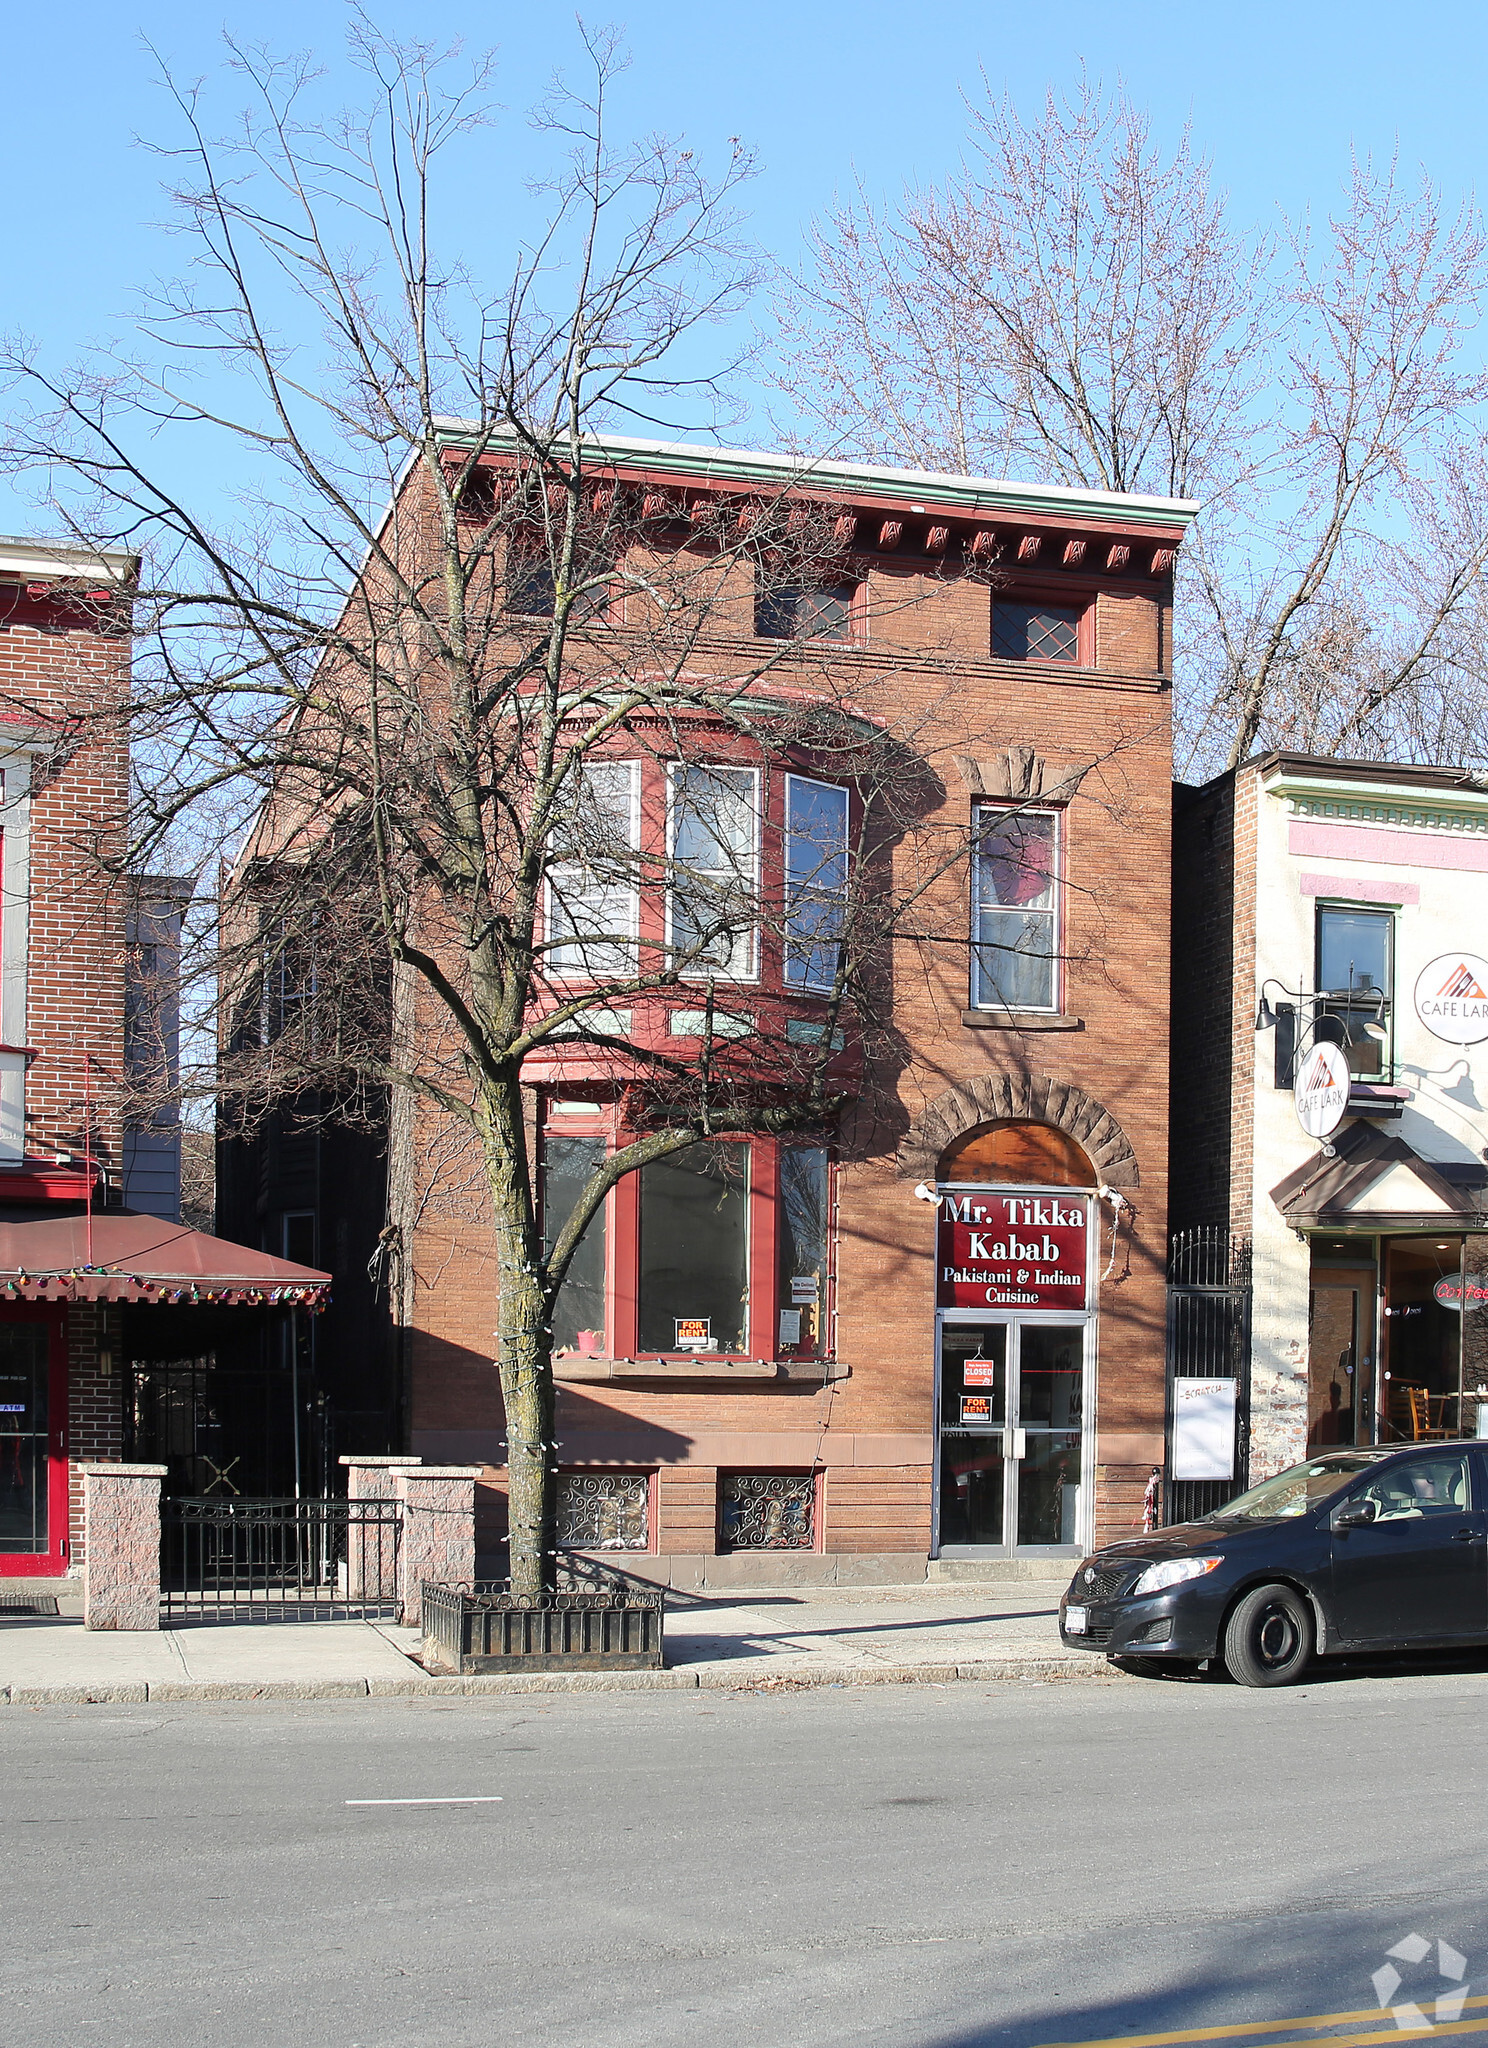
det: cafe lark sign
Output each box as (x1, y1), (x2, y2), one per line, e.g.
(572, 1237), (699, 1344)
(1414, 952), (1488, 1046)
(937, 1192), (1089, 1311)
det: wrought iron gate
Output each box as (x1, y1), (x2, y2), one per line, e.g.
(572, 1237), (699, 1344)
(160, 1496), (401, 1621)
(1165, 1230), (1252, 1526)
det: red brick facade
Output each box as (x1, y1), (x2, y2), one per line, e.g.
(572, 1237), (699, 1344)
(376, 440), (1197, 1580)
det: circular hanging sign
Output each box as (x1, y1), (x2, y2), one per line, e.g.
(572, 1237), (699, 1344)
(1414, 952), (1488, 1045)
(1294, 1041), (1351, 1139)
(1434, 1273), (1488, 1312)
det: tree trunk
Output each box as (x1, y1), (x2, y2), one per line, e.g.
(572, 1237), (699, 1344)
(497, 1288), (555, 1603)
(484, 1089), (556, 1603)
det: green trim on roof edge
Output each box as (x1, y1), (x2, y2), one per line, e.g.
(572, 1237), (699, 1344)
(430, 424), (1200, 533)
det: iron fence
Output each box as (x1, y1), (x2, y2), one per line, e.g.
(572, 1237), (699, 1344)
(421, 1558), (665, 1673)
(1165, 1229), (1253, 1526)
(161, 1496), (402, 1622)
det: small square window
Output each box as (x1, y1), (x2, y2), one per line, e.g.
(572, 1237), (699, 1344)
(505, 552), (611, 622)
(993, 600), (1081, 664)
(755, 580), (855, 642)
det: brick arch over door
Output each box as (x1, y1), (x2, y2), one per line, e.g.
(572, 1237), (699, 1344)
(897, 1073), (1140, 1190)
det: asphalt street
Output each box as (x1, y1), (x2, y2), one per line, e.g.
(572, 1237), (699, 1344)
(4, 1659), (1488, 2047)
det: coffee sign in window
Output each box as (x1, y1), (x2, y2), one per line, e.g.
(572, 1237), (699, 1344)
(937, 1193), (1090, 1311)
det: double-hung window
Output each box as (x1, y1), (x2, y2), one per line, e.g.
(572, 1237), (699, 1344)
(1316, 904), (1393, 1078)
(971, 806), (1060, 1012)
(784, 775), (849, 993)
(668, 764), (760, 979)
(546, 761), (640, 979)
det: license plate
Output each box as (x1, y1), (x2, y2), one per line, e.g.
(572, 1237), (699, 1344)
(1064, 1606), (1088, 1634)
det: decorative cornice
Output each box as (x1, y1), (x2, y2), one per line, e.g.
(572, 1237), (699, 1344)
(430, 423), (1200, 537)
(1265, 772), (1488, 839)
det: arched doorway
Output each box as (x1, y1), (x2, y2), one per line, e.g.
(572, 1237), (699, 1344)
(934, 1120), (1097, 1559)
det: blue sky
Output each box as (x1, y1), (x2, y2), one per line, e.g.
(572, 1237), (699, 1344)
(6, 0), (1488, 531)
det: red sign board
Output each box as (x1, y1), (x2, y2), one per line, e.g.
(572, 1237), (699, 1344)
(937, 1192), (1090, 1311)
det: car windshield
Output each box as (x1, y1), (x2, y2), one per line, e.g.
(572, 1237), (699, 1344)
(1204, 1456), (1378, 1523)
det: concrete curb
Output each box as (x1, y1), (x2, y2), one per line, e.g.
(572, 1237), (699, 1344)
(0, 1653), (1121, 1704)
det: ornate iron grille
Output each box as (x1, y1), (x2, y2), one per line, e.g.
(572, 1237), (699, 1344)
(556, 1471), (650, 1551)
(719, 1472), (816, 1550)
(993, 601), (1080, 663)
(160, 1496), (402, 1621)
(1165, 1229), (1254, 1525)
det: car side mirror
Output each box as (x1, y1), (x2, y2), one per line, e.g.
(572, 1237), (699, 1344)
(1333, 1500), (1379, 1531)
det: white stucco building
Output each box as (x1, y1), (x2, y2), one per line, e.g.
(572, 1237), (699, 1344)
(1171, 754), (1488, 1492)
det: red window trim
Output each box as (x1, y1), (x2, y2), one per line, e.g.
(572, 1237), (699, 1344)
(542, 1106), (835, 1366)
(991, 589), (1094, 668)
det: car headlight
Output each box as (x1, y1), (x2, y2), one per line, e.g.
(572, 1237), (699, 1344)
(1131, 1555), (1222, 1596)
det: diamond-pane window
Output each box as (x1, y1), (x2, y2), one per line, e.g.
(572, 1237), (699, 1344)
(993, 601), (1081, 663)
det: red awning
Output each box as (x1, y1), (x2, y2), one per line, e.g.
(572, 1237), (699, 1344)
(0, 1212), (331, 1307)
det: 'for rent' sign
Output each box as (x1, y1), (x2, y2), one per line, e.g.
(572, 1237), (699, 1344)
(936, 1192), (1090, 1311)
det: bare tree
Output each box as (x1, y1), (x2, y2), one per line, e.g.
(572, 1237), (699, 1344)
(1, 22), (1070, 1598)
(774, 78), (1488, 777)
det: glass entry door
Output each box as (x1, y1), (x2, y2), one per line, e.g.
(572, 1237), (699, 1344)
(0, 1317), (64, 1569)
(937, 1319), (1087, 1553)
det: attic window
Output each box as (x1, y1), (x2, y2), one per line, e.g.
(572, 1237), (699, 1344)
(993, 600), (1081, 664)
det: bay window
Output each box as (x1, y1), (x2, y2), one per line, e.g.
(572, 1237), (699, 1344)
(638, 1141), (749, 1354)
(784, 776), (849, 993)
(547, 761), (640, 978)
(542, 1113), (834, 1363)
(668, 764), (760, 979)
(971, 806), (1060, 1012)
(544, 1131), (608, 1355)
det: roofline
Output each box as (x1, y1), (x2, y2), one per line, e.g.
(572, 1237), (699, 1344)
(427, 423), (1201, 535)
(1180, 750), (1488, 802)
(0, 536), (137, 584)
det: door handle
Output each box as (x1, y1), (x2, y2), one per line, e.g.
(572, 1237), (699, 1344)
(1452, 1527), (1478, 1542)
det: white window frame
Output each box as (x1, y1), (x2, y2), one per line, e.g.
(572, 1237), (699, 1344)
(545, 759), (641, 981)
(970, 804), (1062, 1014)
(784, 773), (850, 995)
(666, 763), (761, 983)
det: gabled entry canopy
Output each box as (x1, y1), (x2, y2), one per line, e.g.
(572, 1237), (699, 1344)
(1271, 1120), (1487, 1232)
(0, 1210), (331, 1306)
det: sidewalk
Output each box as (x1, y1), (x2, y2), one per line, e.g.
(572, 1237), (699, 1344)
(0, 1578), (1126, 1703)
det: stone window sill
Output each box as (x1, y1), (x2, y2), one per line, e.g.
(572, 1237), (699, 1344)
(554, 1356), (849, 1385)
(960, 1009), (1084, 1032)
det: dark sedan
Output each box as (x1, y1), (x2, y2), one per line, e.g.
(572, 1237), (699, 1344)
(1059, 1441), (1488, 1687)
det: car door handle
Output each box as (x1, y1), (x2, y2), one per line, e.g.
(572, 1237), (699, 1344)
(1452, 1527), (1478, 1542)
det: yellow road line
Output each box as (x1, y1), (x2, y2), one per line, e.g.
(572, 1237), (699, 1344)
(1035, 1992), (1488, 2048)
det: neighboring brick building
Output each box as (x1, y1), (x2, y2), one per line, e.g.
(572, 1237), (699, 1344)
(0, 539), (329, 1582)
(220, 435), (1197, 1581)
(1171, 753), (1488, 1496)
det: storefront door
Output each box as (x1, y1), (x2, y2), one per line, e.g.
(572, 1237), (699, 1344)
(936, 1317), (1088, 1553)
(0, 1311), (68, 1575)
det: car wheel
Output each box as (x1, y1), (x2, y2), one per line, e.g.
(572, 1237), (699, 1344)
(1223, 1583), (1314, 1689)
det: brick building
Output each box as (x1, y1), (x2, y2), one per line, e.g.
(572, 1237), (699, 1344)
(221, 434), (1197, 1580)
(1171, 753), (1488, 1495)
(0, 538), (329, 1583)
